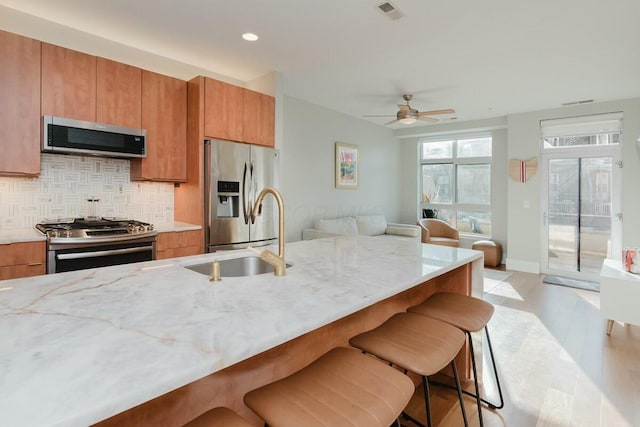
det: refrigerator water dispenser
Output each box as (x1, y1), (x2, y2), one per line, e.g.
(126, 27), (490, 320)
(217, 181), (240, 218)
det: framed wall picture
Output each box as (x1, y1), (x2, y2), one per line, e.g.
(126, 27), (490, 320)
(335, 142), (358, 189)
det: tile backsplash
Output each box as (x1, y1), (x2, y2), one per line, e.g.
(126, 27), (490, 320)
(0, 154), (174, 229)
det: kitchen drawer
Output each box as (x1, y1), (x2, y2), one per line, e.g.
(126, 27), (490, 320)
(0, 241), (46, 280)
(157, 230), (203, 260)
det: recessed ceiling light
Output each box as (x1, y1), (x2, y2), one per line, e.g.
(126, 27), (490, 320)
(242, 33), (258, 41)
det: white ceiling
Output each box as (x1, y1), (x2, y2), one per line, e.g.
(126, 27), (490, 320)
(2, 0), (640, 127)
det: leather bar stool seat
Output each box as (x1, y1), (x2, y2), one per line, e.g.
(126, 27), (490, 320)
(244, 347), (414, 427)
(184, 407), (253, 427)
(408, 292), (504, 427)
(349, 312), (469, 427)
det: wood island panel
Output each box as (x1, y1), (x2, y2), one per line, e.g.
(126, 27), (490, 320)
(95, 264), (471, 427)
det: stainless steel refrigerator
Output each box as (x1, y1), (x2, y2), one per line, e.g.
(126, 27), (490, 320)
(205, 139), (280, 252)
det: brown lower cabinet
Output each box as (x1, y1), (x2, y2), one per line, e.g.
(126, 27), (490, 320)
(0, 241), (46, 280)
(156, 230), (203, 260)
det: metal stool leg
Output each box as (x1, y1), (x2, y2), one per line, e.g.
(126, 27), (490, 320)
(467, 332), (484, 427)
(400, 377), (433, 427)
(484, 326), (504, 409)
(451, 359), (469, 427)
(423, 376), (433, 427)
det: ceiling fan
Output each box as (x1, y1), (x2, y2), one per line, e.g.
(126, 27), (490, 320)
(364, 94), (455, 125)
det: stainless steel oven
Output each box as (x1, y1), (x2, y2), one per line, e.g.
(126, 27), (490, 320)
(36, 218), (157, 274)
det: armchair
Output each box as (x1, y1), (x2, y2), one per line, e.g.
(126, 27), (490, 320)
(418, 219), (460, 247)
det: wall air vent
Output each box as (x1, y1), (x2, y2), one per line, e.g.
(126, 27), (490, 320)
(562, 99), (595, 107)
(377, 2), (406, 20)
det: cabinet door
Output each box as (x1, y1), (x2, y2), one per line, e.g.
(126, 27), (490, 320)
(131, 70), (187, 182)
(41, 43), (97, 122)
(243, 89), (275, 147)
(204, 78), (243, 142)
(96, 58), (141, 128)
(0, 241), (46, 280)
(156, 230), (203, 259)
(0, 30), (41, 176)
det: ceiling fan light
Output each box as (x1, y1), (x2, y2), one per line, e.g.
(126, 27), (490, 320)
(242, 33), (259, 41)
(398, 117), (417, 124)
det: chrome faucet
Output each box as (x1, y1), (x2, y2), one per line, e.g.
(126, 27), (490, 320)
(251, 187), (285, 276)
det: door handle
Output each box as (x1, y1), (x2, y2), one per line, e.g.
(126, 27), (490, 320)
(57, 245), (153, 260)
(242, 162), (250, 224)
(543, 212), (547, 226)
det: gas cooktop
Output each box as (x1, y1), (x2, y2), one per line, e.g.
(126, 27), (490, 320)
(36, 217), (156, 241)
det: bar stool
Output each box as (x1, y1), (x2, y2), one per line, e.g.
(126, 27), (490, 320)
(408, 292), (504, 427)
(184, 407), (253, 427)
(349, 312), (469, 427)
(244, 347), (414, 427)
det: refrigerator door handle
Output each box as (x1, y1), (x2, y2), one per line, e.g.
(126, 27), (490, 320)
(250, 160), (257, 224)
(242, 161), (250, 224)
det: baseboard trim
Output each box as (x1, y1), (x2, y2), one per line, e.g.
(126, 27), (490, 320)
(506, 258), (540, 274)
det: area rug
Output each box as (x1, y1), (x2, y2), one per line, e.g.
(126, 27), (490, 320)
(543, 275), (600, 292)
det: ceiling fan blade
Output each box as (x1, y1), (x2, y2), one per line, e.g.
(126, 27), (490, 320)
(397, 105), (410, 113)
(418, 108), (455, 116)
(363, 114), (396, 117)
(418, 116), (439, 123)
(384, 118), (399, 125)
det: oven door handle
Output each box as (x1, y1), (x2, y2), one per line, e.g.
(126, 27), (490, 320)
(56, 245), (153, 261)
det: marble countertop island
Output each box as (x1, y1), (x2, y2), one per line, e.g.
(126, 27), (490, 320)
(0, 236), (482, 427)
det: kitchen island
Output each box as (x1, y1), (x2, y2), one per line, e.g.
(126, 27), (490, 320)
(0, 236), (482, 427)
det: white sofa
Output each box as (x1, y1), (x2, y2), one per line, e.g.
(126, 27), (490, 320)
(302, 215), (421, 241)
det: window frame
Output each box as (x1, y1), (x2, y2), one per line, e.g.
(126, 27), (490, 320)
(419, 133), (493, 237)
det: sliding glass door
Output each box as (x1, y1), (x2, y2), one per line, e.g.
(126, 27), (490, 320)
(541, 149), (621, 282)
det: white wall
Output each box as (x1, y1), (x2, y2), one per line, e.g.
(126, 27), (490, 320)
(281, 96), (402, 242)
(506, 97), (640, 272)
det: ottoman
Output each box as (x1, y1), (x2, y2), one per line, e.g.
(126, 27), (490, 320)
(472, 240), (502, 267)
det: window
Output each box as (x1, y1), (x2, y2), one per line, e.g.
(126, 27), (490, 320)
(420, 136), (492, 236)
(541, 112), (622, 149)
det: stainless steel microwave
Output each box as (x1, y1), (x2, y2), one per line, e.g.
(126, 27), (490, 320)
(42, 116), (146, 158)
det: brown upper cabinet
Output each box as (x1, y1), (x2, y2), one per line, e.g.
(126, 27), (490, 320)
(204, 78), (244, 142)
(203, 78), (275, 147)
(96, 58), (142, 129)
(243, 88), (275, 147)
(131, 70), (187, 182)
(0, 30), (41, 176)
(41, 43), (97, 122)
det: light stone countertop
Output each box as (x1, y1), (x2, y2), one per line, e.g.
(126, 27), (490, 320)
(0, 227), (46, 244)
(154, 222), (201, 233)
(0, 236), (482, 427)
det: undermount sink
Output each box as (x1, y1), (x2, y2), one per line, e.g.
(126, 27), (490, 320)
(184, 256), (292, 278)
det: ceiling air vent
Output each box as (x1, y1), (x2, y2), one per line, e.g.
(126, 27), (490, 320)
(377, 2), (405, 20)
(562, 99), (594, 107)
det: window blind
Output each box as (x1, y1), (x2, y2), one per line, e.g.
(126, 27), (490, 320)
(540, 112), (623, 138)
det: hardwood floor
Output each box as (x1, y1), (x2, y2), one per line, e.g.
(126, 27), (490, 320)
(403, 270), (640, 427)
